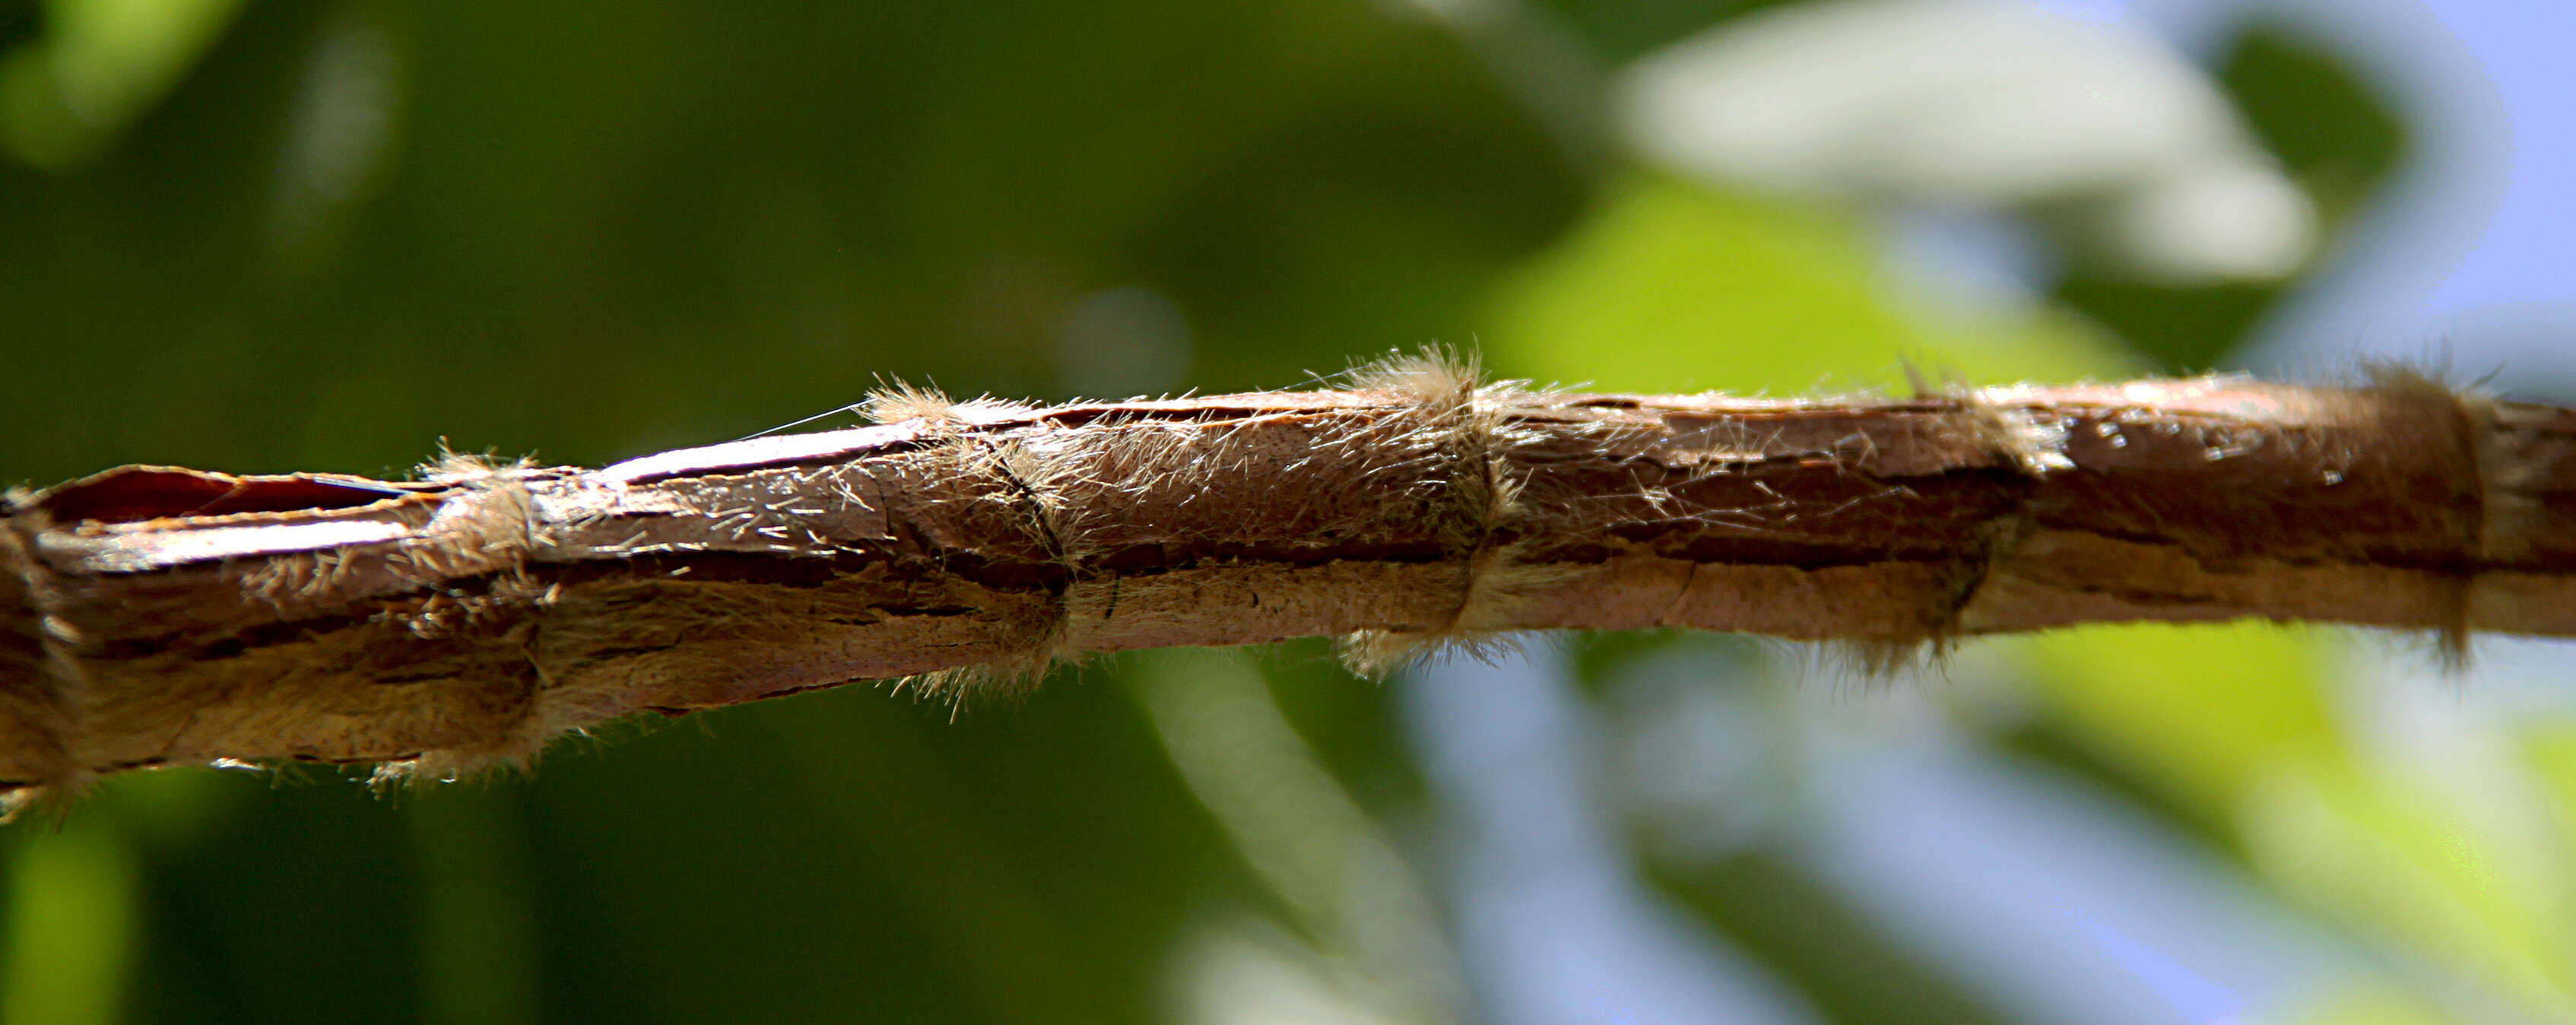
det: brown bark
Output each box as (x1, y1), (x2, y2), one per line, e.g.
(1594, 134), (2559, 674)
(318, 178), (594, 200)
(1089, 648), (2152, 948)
(5, 361), (2574, 805)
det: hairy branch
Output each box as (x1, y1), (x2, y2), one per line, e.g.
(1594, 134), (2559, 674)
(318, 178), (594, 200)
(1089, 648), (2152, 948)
(5, 357), (2573, 806)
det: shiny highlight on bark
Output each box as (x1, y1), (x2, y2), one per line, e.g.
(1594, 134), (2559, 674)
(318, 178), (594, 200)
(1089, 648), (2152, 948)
(4, 354), (2572, 812)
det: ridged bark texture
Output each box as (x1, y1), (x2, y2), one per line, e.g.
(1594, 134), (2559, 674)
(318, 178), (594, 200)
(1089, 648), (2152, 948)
(5, 359), (2573, 808)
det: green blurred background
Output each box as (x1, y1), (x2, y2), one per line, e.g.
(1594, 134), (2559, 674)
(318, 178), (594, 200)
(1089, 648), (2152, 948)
(4, 0), (2574, 1021)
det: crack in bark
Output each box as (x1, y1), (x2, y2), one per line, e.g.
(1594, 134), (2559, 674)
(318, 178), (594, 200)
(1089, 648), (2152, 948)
(5, 366), (2574, 808)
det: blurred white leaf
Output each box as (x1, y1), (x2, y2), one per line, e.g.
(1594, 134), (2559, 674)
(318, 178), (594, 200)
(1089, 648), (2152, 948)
(1620, 0), (2314, 284)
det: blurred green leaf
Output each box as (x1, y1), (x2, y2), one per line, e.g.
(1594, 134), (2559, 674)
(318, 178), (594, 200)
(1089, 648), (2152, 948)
(2, 822), (137, 1025)
(2243, 762), (2576, 1017)
(1648, 854), (2013, 1024)
(2022, 624), (2343, 814)
(0, 0), (245, 167)
(2283, 983), (2459, 1025)
(1487, 173), (2133, 393)
(2222, 24), (2406, 227)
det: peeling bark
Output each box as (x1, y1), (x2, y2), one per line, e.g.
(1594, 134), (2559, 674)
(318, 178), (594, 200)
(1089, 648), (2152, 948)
(5, 362), (2572, 806)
